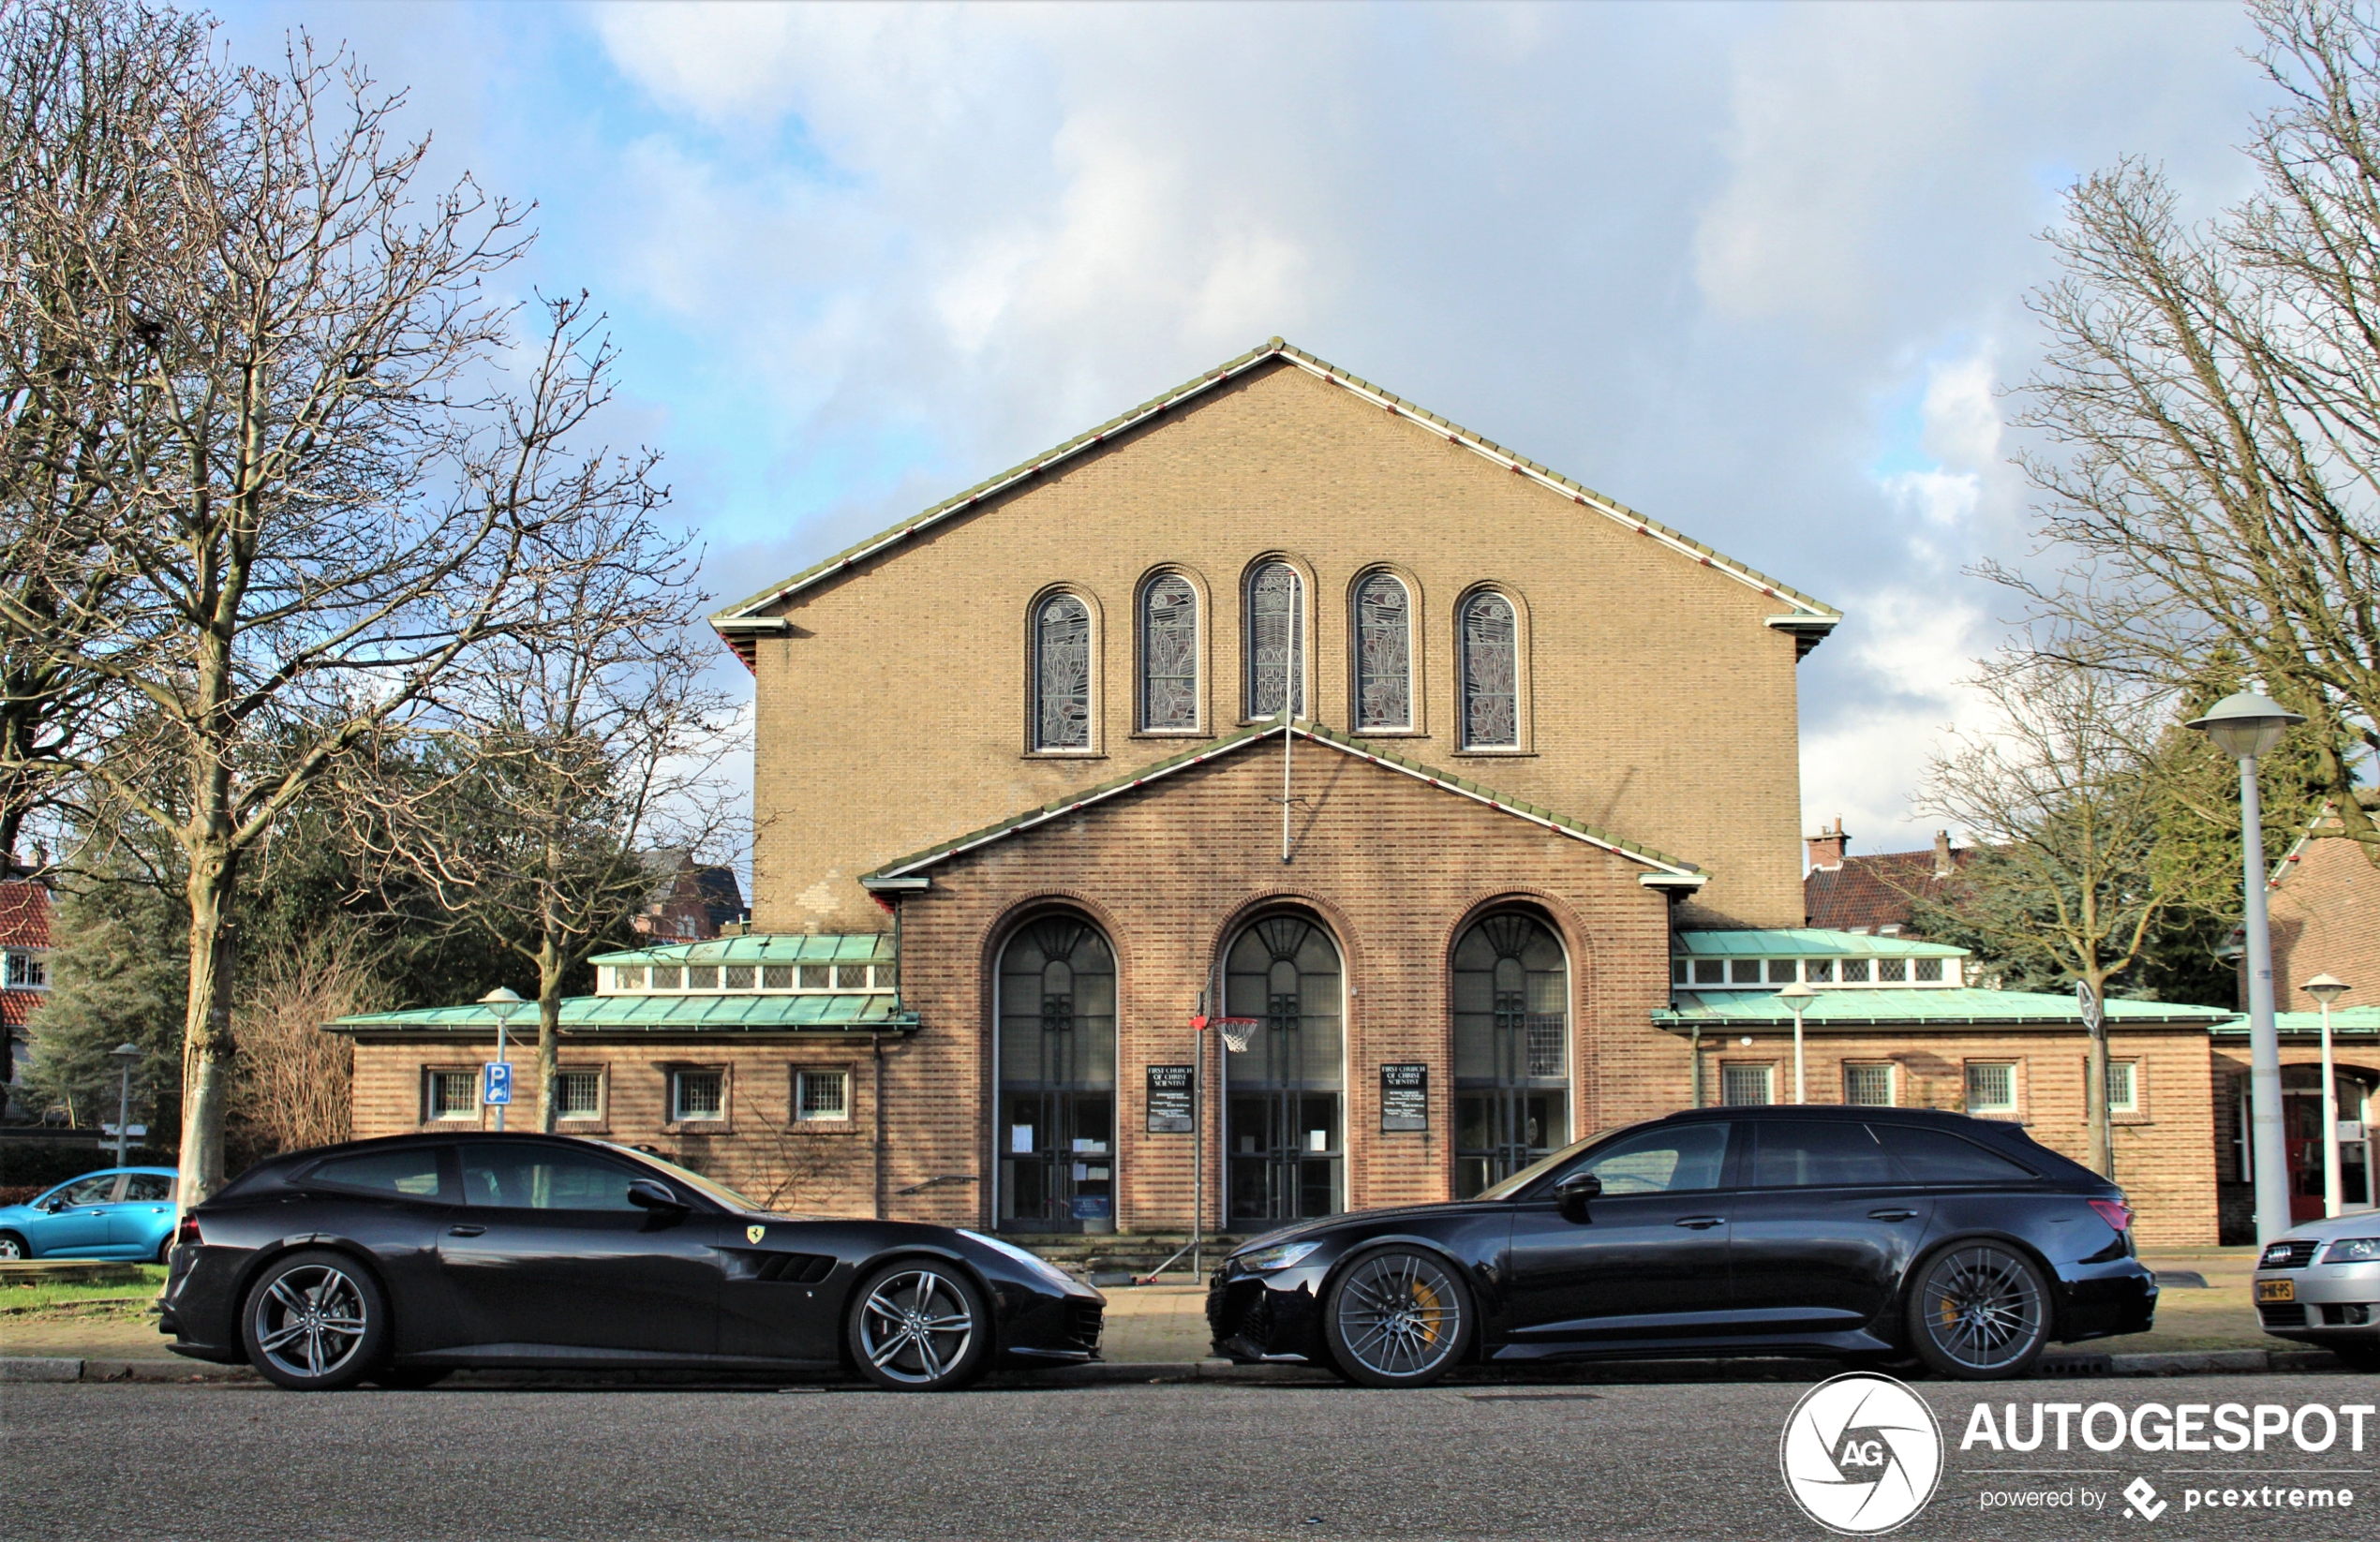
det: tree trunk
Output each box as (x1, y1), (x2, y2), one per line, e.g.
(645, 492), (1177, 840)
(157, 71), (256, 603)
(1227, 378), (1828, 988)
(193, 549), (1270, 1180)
(536, 935), (563, 1134)
(177, 840), (240, 1205)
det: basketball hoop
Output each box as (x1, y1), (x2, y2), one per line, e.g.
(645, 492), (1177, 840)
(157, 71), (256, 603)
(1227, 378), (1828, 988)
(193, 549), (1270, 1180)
(1215, 1016), (1259, 1053)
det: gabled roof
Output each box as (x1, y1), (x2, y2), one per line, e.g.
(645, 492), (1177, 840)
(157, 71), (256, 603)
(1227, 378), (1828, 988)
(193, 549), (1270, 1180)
(1804, 848), (1973, 933)
(710, 338), (1841, 667)
(858, 719), (1706, 889)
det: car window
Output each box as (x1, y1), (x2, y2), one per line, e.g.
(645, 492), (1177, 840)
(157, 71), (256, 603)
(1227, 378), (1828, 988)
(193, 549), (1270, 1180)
(1567, 1123), (1732, 1194)
(51, 1175), (121, 1207)
(460, 1144), (645, 1210)
(1750, 1121), (1897, 1188)
(122, 1175), (174, 1202)
(307, 1148), (449, 1201)
(1873, 1124), (2040, 1184)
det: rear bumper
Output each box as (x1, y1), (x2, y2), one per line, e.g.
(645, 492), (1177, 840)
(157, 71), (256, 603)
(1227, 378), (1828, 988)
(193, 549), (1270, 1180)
(2052, 1259), (2158, 1343)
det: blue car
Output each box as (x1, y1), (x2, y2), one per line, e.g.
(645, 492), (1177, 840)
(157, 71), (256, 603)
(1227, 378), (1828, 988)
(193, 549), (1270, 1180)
(0, 1167), (180, 1262)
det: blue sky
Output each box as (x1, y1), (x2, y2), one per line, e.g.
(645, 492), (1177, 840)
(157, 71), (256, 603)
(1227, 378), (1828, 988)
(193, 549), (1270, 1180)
(219, 1), (2272, 868)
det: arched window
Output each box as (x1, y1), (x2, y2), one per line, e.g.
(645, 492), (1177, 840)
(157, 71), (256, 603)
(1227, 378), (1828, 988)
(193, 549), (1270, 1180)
(1033, 593), (1092, 750)
(1245, 562), (1304, 720)
(1459, 591), (1518, 749)
(1451, 912), (1569, 1197)
(996, 918), (1117, 1232)
(1139, 574), (1198, 731)
(1224, 914), (1344, 1222)
(1352, 572), (1412, 731)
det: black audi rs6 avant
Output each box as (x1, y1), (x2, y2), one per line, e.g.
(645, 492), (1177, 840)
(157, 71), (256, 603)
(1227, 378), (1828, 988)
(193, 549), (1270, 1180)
(1208, 1106), (2154, 1386)
(159, 1134), (1103, 1391)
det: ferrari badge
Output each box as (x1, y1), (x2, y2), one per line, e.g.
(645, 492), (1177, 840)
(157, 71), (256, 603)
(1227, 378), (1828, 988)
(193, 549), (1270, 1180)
(746, 1224), (766, 1244)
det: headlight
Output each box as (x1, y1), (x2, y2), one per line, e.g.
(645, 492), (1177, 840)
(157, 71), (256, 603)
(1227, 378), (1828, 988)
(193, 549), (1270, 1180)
(959, 1230), (1080, 1289)
(1234, 1239), (1323, 1273)
(2324, 1238), (2380, 1265)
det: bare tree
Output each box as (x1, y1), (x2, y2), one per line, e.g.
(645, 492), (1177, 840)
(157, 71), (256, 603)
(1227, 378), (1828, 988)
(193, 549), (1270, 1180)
(227, 925), (383, 1164)
(2001, 0), (2380, 862)
(0, 5), (667, 1201)
(1911, 655), (2230, 1174)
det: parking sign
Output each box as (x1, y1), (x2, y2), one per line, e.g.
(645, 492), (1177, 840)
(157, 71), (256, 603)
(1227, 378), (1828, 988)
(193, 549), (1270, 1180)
(483, 1060), (513, 1105)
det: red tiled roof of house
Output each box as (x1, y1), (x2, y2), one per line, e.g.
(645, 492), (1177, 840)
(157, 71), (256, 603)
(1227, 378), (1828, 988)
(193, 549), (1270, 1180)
(1, 990), (40, 1028)
(0, 880), (52, 950)
(1804, 847), (1971, 934)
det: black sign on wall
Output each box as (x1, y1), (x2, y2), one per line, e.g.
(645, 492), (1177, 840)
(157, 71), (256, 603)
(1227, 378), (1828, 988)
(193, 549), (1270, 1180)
(1146, 1064), (1196, 1133)
(1380, 1063), (1428, 1133)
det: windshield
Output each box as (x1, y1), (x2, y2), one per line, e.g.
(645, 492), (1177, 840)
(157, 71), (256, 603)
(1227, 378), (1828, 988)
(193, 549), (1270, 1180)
(1477, 1123), (1641, 1201)
(601, 1142), (758, 1212)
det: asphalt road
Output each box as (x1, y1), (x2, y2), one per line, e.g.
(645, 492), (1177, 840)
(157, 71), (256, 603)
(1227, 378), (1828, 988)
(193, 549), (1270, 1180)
(4, 1371), (2373, 1541)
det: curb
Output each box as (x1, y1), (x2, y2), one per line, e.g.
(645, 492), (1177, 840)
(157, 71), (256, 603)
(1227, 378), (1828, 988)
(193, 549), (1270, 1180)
(1, 1357), (256, 1384)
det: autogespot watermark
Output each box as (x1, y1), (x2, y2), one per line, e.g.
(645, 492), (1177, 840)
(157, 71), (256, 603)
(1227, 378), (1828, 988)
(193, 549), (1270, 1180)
(1781, 1381), (2375, 1532)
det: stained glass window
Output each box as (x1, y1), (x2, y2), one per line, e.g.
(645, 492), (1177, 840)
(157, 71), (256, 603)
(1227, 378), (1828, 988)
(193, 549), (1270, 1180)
(1140, 574), (1198, 730)
(1246, 562), (1304, 719)
(1460, 591), (1517, 748)
(1353, 572), (1411, 731)
(1034, 593), (1091, 749)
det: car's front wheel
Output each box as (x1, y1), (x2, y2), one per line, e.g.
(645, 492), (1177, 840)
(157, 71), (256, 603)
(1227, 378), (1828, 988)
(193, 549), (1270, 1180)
(0, 1231), (27, 1261)
(1323, 1246), (1473, 1388)
(847, 1261), (990, 1391)
(1906, 1241), (2050, 1380)
(239, 1250), (388, 1391)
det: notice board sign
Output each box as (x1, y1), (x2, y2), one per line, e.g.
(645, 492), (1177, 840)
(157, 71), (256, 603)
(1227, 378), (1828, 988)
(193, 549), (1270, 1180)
(1380, 1063), (1428, 1132)
(1146, 1064), (1196, 1133)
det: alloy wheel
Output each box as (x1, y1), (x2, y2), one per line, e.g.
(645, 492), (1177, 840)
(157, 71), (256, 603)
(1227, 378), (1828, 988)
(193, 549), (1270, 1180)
(1333, 1250), (1465, 1382)
(855, 1268), (977, 1386)
(249, 1263), (371, 1381)
(1917, 1244), (2045, 1373)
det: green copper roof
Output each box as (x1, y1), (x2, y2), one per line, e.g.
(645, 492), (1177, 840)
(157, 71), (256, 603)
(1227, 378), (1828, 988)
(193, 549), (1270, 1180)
(327, 992), (914, 1035)
(1673, 928), (1966, 958)
(1653, 986), (2237, 1030)
(2212, 1006), (2380, 1036)
(590, 934), (893, 968)
(860, 719), (1705, 885)
(711, 339), (1838, 637)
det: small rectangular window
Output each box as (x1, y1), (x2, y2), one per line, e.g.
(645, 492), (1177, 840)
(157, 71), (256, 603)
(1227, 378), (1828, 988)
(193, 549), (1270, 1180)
(652, 966), (682, 990)
(1965, 1061), (2017, 1116)
(688, 965), (719, 989)
(1721, 1063), (1774, 1106)
(614, 966), (646, 991)
(1843, 1063), (1895, 1107)
(672, 1069), (725, 1122)
(763, 964), (794, 989)
(724, 964), (754, 990)
(834, 963), (869, 989)
(1840, 958), (1871, 984)
(2106, 1060), (2138, 1114)
(1878, 958), (1907, 983)
(7, 952), (48, 986)
(1692, 959), (1725, 985)
(1767, 959), (1800, 984)
(1730, 959), (1763, 985)
(558, 1070), (602, 1119)
(1671, 958), (1688, 986)
(799, 964), (831, 989)
(796, 1069), (851, 1123)
(426, 1070), (478, 1120)
(1914, 957), (1943, 983)
(1806, 958), (1835, 983)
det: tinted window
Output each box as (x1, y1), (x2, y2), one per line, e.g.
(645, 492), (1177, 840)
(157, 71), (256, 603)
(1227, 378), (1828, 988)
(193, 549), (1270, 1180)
(308, 1149), (447, 1200)
(1567, 1123), (1731, 1194)
(1751, 1121), (1896, 1188)
(460, 1144), (644, 1210)
(1874, 1124), (2039, 1184)
(122, 1175), (174, 1202)
(52, 1175), (121, 1207)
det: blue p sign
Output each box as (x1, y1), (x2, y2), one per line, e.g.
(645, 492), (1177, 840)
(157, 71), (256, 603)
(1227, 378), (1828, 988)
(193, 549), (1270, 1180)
(483, 1061), (513, 1105)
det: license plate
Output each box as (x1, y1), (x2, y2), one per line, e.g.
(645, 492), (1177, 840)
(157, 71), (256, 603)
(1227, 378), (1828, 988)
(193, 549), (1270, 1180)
(2257, 1280), (2295, 1304)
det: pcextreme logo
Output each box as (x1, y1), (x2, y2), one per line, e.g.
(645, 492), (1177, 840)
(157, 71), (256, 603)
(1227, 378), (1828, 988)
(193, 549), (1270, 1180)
(1778, 1373), (1945, 1535)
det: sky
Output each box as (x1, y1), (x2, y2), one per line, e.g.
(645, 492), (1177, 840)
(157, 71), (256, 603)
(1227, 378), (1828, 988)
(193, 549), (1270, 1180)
(218, 0), (2276, 874)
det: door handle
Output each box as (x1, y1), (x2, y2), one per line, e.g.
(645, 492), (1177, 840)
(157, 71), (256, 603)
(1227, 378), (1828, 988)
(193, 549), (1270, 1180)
(447, 1223), (486, 1237)
(1867, 1208), (1918, 1222)
(1673, 1216), (1725, 1230)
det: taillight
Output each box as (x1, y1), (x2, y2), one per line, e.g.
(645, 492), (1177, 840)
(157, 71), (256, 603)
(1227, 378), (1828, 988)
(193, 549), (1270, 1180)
(2088, 1198), (2133, 1232)
(173, 1216), (202, 1248)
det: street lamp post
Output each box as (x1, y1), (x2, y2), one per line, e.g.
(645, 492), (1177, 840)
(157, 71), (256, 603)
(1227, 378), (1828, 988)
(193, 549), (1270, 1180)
(2186, 690), (2306, 1247)
(2303, 973), (2350, 1220)
(109, 1042), (141, 1165)
(479, 986), (526, 1132)
(1778, 980), (1817, 1105)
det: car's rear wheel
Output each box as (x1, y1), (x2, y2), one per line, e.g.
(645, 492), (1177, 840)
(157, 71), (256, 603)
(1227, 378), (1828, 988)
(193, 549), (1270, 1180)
(240, 1250), (388, 1391)
(847, 1261), (990, 1391)
(154, 1234), (171, 1265)
(1323, 1246), (1472, 1388)
(0, 1231), (27, 1261)
(1906, 1241), (2050, 1380)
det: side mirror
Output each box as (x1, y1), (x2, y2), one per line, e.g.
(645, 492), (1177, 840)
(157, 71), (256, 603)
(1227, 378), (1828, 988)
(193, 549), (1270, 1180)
(626, 1179), (687, 1212)
(1554, 1173), (1601, 1223)
(41, 1198), (67, 1213)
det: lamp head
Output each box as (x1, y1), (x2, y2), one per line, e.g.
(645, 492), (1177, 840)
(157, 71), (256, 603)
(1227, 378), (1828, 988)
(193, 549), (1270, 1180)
(2301, 972), (2350, 1007)
(1777, 980), (1819, 1002)
(110, 1042), (141, 1064)
(2183, 691), (2305, 762)
(479, 986), (525, 1018)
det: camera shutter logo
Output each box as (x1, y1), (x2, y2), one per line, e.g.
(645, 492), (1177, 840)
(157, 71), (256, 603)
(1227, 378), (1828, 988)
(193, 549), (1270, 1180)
(1778, 1372), (1943, 1535)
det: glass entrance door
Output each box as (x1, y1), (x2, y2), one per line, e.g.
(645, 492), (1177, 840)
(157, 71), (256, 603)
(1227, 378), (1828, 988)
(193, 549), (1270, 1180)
(996, 919), (1116, 1233)
(1451, 913), (1569, 1198)
(1225, 916), (1343, 1223)
(2286, 1077), (2376, 1222)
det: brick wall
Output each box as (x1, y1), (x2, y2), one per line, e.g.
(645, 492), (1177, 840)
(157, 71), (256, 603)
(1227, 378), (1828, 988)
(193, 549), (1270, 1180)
(2260, 829), (2380, 1011)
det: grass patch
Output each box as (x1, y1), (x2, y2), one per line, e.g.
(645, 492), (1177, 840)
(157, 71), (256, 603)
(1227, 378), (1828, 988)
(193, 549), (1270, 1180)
(0, 1264), (167, 1314)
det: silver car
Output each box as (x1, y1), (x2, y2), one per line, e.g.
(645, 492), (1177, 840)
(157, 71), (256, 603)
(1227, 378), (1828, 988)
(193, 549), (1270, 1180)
(2254, 1214), (2380, 1371)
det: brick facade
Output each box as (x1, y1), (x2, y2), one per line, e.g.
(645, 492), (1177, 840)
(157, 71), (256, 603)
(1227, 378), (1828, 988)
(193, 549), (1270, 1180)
(2258, 815), (2380, 1012)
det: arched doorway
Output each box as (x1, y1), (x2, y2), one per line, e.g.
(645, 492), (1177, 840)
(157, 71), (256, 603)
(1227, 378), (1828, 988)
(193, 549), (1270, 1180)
(1224, 914), (1344, 1223)
(1450, 912), (1569, 1198)
(995, 916), (1117, 1233)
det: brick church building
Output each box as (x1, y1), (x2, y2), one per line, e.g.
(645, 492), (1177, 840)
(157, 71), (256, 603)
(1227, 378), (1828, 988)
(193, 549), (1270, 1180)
(335, 339), (2267, 1244)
